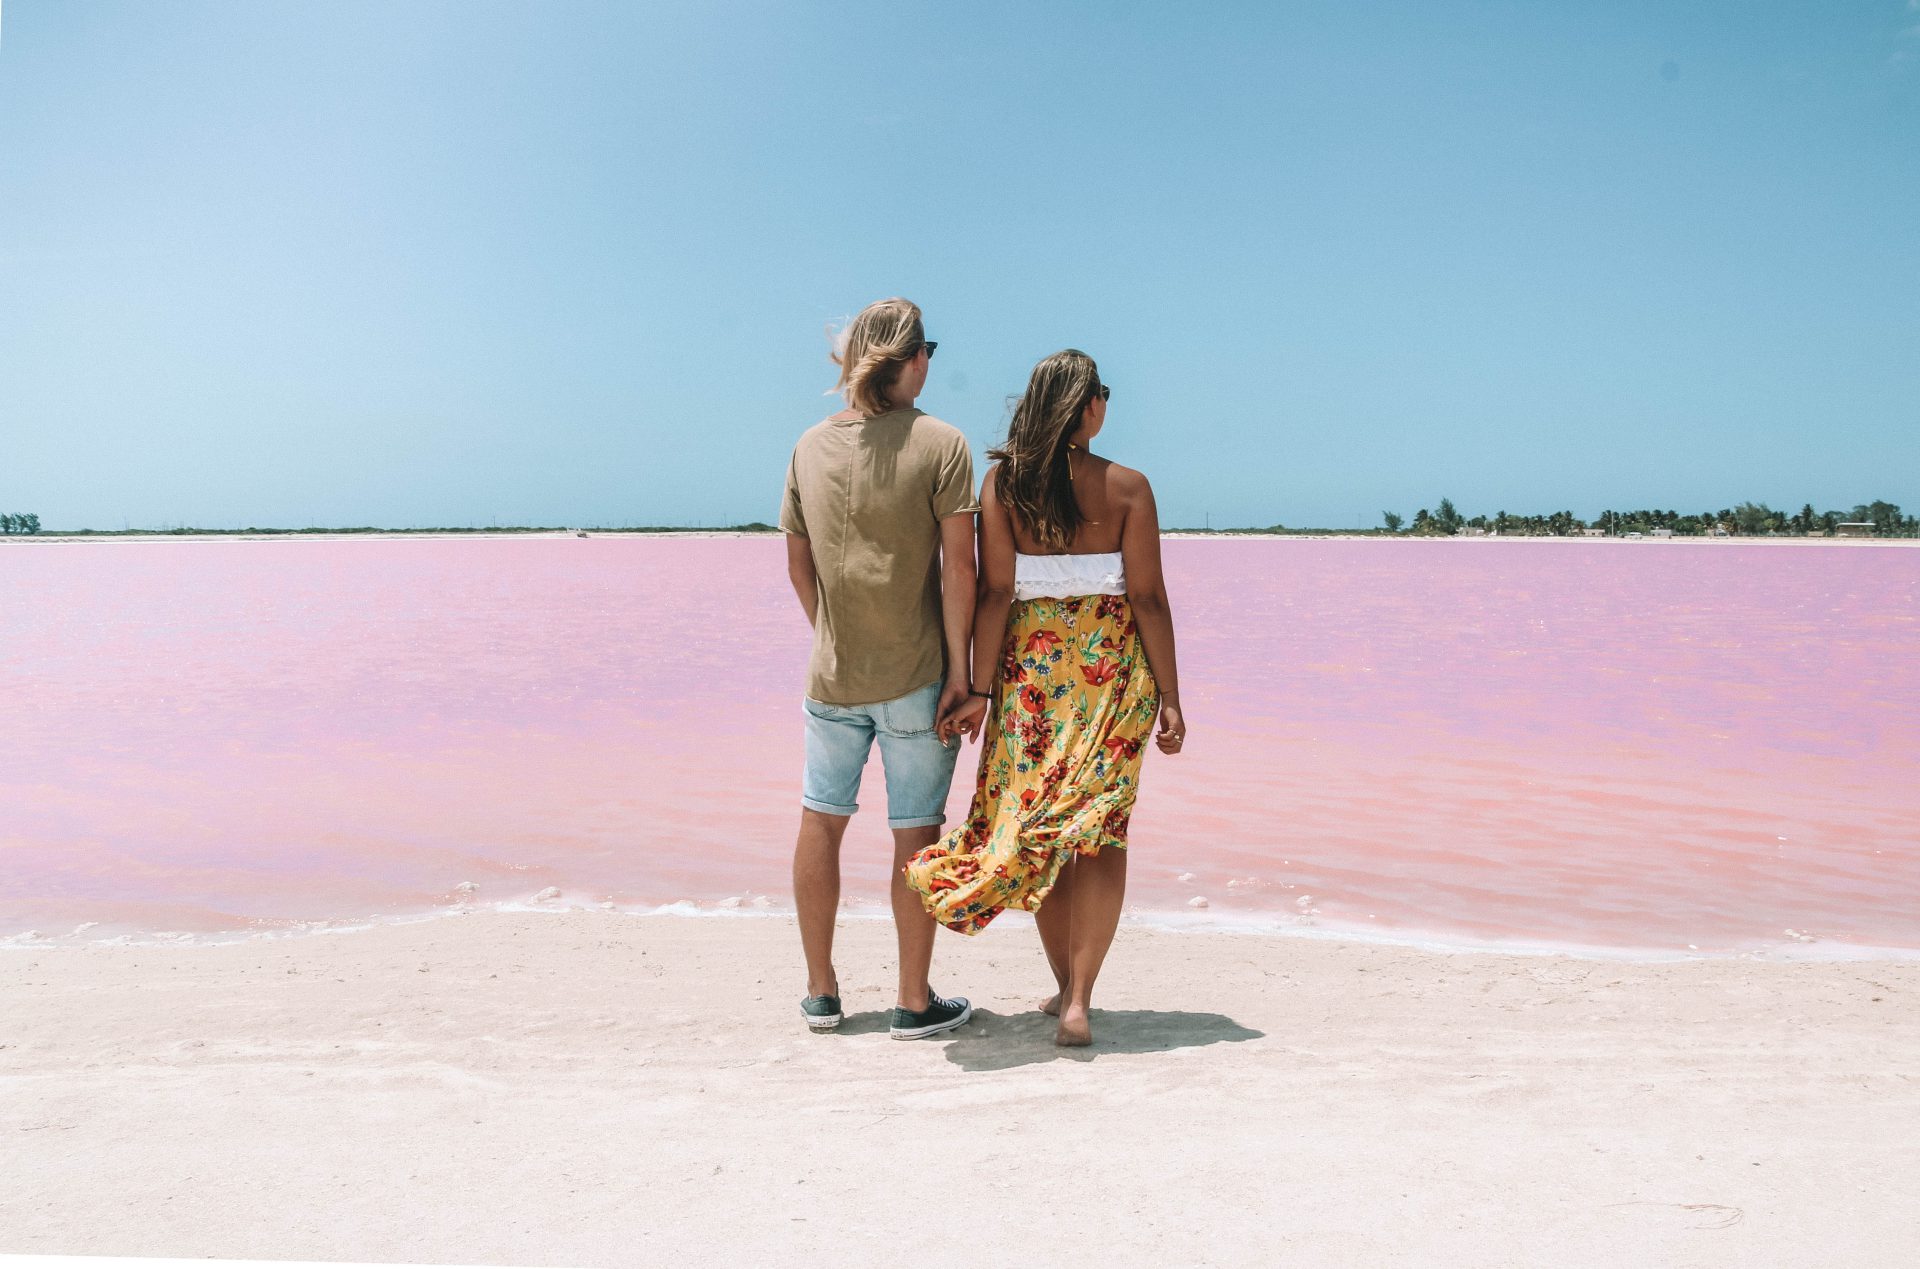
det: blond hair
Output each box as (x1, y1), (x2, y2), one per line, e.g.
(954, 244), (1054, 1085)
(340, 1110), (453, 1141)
(829, 297), (925, 417)
(990, 349), (1102, 553)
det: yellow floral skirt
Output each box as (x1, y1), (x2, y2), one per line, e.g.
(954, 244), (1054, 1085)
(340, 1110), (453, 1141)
(905, 592), (1160, 935)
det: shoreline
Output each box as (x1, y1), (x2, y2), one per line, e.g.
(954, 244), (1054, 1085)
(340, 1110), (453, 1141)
(7, 898), (1920, 965)
(6, 908), (1916, 1266)
(4, 528), (1916, 546)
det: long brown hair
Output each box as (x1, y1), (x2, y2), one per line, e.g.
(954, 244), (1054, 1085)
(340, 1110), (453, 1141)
(829, 298), (924, 416)
(989, 349), (1102, 553)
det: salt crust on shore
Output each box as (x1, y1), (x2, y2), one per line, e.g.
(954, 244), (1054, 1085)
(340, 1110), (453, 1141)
(3, 911), (1917, 1268)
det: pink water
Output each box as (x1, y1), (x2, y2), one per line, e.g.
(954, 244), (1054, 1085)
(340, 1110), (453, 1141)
(3, 536), (1916, 959)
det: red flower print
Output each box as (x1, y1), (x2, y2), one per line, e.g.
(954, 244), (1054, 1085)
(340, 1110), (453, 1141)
(1104, 735), (1143, 761)
(1081, 657), (1119, 687)
(1019, 684), (1047, 716)
(1019, 788), (1038, 809)
(1024, 629), (1063, 655)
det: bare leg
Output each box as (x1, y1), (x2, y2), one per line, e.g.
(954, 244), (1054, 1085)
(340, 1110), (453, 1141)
(1033, 856), (1075, 1015)
(794, 809), (850, 999)
(891, 825), (941, 1012)
(1057, 845), (1128, 1047)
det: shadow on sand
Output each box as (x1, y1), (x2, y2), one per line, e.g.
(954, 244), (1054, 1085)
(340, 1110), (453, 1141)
(833, 1011), (895, 1037)
(936, 1007), (1264, 1072)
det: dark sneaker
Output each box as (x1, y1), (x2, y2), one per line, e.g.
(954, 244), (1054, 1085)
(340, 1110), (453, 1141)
(889, 990), (973, 1040)
(801, 993), (842, 1032)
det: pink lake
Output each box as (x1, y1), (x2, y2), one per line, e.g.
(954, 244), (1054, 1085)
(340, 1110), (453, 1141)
(2, 536), (1916, 959)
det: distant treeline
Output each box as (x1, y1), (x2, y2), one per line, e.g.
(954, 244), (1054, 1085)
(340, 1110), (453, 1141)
(9, 504), (1917, 538)
(1365, 499), (1915, 538)
(16, 522), (781, 537)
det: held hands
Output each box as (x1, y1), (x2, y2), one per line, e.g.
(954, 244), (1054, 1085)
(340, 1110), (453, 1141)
(936, 680), (989, 745)
(1155, 698), (1187, 755)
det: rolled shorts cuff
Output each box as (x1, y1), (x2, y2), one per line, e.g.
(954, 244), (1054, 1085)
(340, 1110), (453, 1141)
(801, 796), (858, 818)
(887, 812), (946, 830)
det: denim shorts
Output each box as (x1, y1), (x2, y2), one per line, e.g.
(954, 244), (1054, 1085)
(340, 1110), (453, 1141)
(801, 679), (961, 829)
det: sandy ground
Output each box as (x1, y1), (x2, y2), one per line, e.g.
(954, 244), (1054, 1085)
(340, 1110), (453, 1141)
(3, 912), (1918, 1268)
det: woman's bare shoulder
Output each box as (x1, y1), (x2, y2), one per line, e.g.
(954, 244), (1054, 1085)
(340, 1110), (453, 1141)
(1100, 459), (1153, 502)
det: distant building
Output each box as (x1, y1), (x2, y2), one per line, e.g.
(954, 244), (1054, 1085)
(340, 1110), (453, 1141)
(1711, 525), (1730, 537)
(1652, 528), (1673, 539)
(1836, 522), (1875, 538)
(1454, 526), (1486, 537)
(1580, 527), (1605, 537)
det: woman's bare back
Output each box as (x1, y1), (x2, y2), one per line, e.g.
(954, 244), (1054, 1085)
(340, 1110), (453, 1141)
(1004, 452), (1136, 555)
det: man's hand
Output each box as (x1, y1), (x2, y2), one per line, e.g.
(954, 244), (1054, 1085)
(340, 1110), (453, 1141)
(936, 681), (988, 744)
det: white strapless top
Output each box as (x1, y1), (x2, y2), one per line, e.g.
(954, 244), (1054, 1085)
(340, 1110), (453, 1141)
(1013, 550), (1127, 601)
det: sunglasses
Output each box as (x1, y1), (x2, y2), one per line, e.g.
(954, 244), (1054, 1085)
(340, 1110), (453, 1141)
(1095, 384), (1111, 401)
(919, 340), (938, 359)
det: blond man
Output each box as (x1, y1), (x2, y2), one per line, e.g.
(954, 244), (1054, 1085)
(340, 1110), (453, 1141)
(779, 297), (979, 1039)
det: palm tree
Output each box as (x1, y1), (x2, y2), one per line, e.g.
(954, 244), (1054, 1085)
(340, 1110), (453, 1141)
(1732, 502), (1775, 535)
(1860, 501), (1902, 535)
(1382, 511), (1404, 533)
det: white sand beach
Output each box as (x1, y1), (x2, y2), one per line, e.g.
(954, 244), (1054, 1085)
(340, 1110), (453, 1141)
(4, 911), (1917, 1267)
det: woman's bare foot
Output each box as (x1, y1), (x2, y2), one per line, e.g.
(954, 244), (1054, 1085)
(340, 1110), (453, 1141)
(1054, 1002), (1092, 1047)
(1040, 991), (1062, 1016)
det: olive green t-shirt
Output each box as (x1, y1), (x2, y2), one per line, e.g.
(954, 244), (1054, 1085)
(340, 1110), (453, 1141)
(780, 408), (979, 706)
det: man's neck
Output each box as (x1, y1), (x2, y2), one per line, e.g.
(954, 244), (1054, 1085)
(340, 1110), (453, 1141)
(833, 397), (916, 421)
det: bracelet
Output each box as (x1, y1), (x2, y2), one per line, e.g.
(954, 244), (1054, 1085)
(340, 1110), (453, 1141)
(969, 689), (993, 699)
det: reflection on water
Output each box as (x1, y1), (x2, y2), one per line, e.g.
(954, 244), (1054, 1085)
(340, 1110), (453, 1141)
(2, 536), (1916, 958)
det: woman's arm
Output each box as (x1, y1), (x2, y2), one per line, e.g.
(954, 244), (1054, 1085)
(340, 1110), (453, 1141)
(971, 469), (1018, 692)
(938, 468), (1015, 743)
(1118, 471), (1186, 754)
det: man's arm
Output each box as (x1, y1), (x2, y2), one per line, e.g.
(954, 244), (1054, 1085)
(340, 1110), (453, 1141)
(934, 511), (978, 736)
(786, 532), (819, 628)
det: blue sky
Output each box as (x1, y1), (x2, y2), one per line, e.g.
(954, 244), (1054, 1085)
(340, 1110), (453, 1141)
(2, 1), (1915, 530)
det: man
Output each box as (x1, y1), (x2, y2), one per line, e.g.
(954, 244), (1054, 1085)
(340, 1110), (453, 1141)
(779, 296), (979, 1040)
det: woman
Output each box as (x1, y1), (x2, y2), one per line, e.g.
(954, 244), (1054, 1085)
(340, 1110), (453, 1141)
(905, 349), (1185, 1047)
